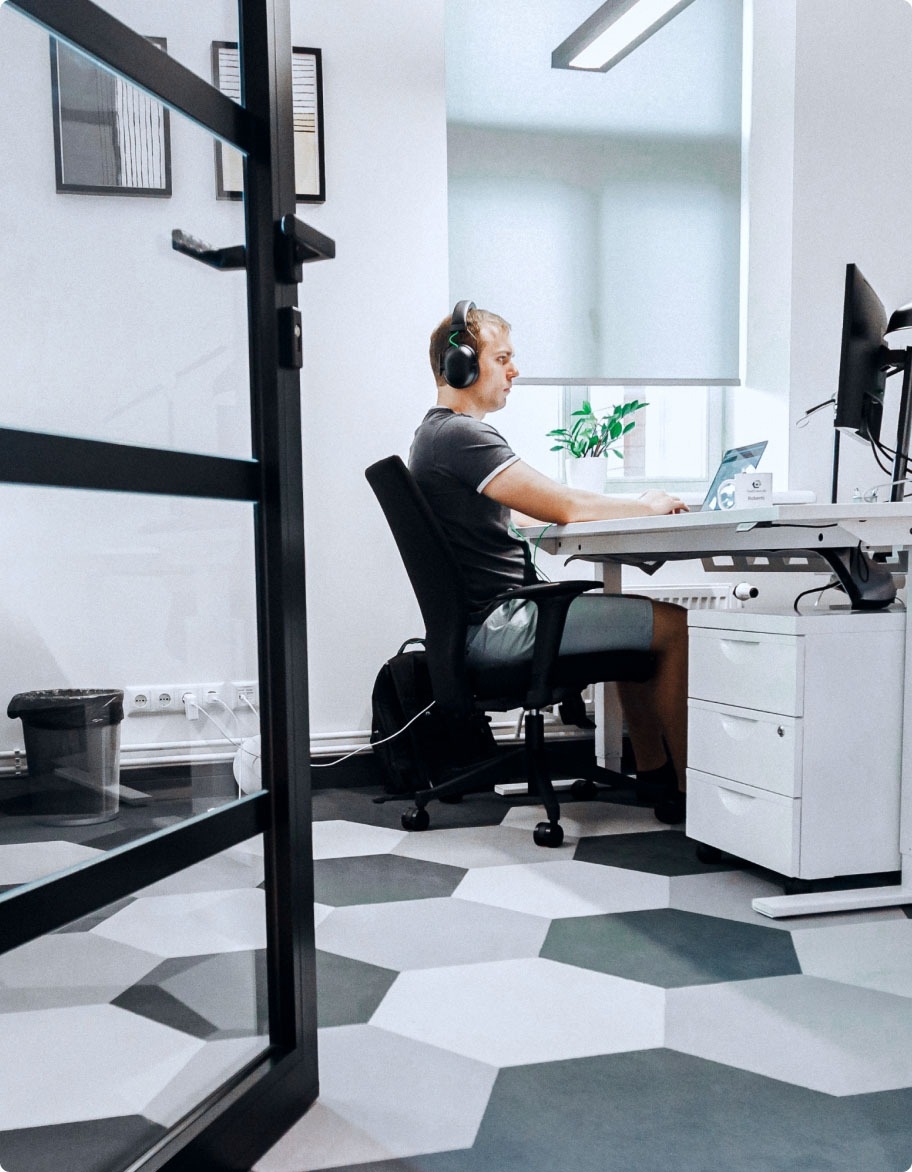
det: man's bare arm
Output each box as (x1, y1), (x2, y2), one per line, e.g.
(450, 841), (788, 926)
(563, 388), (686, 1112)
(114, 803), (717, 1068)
(488, 460), (687, 524)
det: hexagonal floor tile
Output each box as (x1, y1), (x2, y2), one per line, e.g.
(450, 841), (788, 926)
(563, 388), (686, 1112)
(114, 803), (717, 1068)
(0, 841), (103, 885)
(792, 918), (912, 997)
(317, 896), (549, 971)
(453, 859), (668, 919)
(316, 950), (398, 1027)
(393, 823), (575, 868)
(0, 1004), (204, 1128)
(252, 1024), (498, 1171)
(313, 819), (407, 860)
(143, 1036), (269, 1127)
(541, 908), (800, 986)
(314, 854), (466, 907)
(501, 799), (668, 838)
(370, 957), (664, 1066)
(0, 932), (160, 1012)
(574, 828), (735, 876)
(667, 973), (912, 1095)
(375, 1049), (912, 1172)
(90, 889), (267, 956)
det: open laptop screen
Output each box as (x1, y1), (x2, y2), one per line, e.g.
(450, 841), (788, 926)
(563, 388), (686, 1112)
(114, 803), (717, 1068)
(700, 442), (768, 511)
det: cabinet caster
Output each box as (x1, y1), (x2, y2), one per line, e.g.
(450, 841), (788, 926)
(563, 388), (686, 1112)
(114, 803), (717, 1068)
(533, 821), (564, 848)
(570, 778), (598, 800)
(695, 842), (723, 865)
(783, 876), (813, 896)
(402, 807), (430, 831)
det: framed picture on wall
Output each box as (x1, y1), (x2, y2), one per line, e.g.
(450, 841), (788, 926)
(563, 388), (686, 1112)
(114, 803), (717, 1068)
(49, 36), (172, 196)
(212, 42), (325, 203)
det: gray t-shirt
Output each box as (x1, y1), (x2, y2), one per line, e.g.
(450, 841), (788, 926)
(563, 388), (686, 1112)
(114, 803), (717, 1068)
(408, 407), (535, 620)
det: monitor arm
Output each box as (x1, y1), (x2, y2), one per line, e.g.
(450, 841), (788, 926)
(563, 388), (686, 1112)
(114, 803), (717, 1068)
(819, 546), (896, 610)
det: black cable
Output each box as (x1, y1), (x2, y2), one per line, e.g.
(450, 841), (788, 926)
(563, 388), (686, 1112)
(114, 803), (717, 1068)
(792, 580), (842, 614)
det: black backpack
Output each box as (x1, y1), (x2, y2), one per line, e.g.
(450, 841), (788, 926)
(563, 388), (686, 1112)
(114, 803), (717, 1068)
(370, 639), (497, 794)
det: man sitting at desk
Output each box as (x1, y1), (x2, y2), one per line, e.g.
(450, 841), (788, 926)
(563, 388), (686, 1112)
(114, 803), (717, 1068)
(409, 303), (690, 823)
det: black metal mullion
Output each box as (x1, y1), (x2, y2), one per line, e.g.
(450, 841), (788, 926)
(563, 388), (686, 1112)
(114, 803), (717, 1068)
(241, 1), (317, 1063)
(10, 0), (262, 154)
(0, 795), (267, 955)
(0, 428), (258, 500)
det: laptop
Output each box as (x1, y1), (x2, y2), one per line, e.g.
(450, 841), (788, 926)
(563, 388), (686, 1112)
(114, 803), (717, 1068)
(699, 442), (768, 511)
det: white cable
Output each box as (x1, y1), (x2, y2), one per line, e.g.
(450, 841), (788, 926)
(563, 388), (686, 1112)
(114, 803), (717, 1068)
(240, 693), (259, 717)
(311, 700), (435, 768)
(862, 478), (912, 502)
(196, 704), (243, 747)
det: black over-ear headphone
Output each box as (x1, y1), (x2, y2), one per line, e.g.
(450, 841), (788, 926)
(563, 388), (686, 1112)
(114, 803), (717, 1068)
(442, 299), (478, 388)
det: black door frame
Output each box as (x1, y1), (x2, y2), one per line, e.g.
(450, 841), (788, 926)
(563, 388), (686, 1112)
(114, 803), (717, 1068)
(1, 2), (321, 1168)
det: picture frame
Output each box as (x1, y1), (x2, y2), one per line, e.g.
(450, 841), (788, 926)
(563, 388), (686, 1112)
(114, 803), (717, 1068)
(212, 42), (325, 203)
(49, 36), (172, 197)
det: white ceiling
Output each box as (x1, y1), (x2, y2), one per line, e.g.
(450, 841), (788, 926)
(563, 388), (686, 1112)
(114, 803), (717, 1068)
(445, 0), (743, 138)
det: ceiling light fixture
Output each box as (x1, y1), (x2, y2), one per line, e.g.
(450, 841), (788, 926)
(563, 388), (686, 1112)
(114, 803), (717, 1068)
(552, 0), (698, 72)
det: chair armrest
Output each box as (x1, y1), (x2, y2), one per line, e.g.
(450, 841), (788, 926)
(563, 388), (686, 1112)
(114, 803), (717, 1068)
(492, 581), (602, 709)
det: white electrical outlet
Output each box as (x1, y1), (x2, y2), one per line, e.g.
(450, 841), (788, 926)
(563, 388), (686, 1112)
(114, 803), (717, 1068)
(125, 687), (152, 714)
(228, 680), (259, 711)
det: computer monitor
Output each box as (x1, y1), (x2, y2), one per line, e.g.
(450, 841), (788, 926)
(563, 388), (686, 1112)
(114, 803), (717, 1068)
(833, 263), (888, 446)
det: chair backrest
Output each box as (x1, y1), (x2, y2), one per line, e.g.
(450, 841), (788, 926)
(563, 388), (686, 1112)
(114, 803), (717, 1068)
(365, 455), (474, 714)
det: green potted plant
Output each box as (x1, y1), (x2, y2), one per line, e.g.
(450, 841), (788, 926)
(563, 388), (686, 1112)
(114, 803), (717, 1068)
(547, 398), (647, 491)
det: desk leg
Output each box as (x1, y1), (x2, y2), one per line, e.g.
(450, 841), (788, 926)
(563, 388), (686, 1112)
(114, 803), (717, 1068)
(596, 562), (625, 772)
(752, 604), (912, 920)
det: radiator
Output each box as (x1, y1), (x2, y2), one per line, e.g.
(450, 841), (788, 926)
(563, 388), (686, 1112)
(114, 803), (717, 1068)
(623, 583), (743, 610)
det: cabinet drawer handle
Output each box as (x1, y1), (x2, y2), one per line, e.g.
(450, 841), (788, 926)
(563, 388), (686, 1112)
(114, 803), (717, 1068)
(720, 714), (759, 740)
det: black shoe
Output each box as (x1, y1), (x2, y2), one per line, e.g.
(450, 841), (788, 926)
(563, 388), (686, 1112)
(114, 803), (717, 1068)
(653, 791), (686, 825)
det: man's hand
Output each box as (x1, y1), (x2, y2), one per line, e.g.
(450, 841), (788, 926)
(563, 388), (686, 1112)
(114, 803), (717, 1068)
(638, 490), (689, 515)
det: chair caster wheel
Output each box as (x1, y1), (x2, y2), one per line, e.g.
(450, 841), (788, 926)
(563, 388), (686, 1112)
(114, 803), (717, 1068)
(783, 876), (813, 896)
(570, 778), (598, 800)
(533, 821), (564, 848)
(402, 807), (430, 831)
(695, 843), (723, 864)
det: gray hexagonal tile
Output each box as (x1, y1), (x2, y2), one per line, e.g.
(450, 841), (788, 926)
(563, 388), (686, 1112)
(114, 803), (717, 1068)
(314, 854), (466, 907)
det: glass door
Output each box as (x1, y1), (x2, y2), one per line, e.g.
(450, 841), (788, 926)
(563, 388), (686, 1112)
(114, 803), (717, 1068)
(0, 2), (326, 1169)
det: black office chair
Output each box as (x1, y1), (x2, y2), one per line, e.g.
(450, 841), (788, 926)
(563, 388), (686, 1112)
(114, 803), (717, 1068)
(365, 455), (655, 847)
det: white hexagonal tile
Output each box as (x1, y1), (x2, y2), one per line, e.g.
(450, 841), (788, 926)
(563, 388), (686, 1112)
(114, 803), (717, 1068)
(0, 932), (160, 1012)
(317, 896), (549, 971)
(0, 1004), (204, 1127)
(312, 819), (407, 859)
(370, 957), (665, 1066)
(137, 849), (265, 897)
(667, 974), (912, 1095)
(501, 800), (669, 838)
(453, 858), (669, 918)
(0, 841), (103, 885)
(393, 823), (575, 868)
(253, 1024), (497, 1171)
(144, 1036), (269, 1127)
(91, 889), (267, 956)
(792, 919), (912, 997)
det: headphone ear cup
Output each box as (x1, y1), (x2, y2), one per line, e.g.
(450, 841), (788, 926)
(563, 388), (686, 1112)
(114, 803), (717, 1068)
(443, 344), (479, 389)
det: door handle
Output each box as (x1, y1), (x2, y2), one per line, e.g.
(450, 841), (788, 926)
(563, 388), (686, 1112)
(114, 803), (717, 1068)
(171, 228), (246, 270)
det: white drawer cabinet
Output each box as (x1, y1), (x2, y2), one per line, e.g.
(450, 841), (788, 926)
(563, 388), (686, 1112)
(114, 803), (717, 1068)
(686, 608), (905, 883)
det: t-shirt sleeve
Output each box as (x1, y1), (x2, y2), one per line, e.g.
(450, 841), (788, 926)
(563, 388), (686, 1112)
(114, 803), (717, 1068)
(436, 414), (520, 493)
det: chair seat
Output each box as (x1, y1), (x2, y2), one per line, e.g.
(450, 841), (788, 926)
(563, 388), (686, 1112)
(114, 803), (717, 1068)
(468, 649), (655, 710)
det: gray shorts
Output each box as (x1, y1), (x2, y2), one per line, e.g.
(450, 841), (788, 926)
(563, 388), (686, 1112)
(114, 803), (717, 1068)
(466, 592), (653, 669)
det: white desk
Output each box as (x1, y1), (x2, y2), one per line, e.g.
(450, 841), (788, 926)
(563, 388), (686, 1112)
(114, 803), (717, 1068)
(527, 502), (912, 918)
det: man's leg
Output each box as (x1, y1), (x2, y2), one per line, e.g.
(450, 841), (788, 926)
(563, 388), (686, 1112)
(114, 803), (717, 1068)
(616, 600), (688, 788)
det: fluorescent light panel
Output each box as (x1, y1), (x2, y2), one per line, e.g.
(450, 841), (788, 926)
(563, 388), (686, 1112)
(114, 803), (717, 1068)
(552, 0), (697, 72)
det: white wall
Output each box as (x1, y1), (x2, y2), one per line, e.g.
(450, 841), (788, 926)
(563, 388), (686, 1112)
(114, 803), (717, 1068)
(291, 0), (448, 743)
(0, 0), (447, 763)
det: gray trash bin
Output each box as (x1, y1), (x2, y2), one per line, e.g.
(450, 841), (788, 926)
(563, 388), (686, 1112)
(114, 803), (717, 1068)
(7, 689), (124, 825)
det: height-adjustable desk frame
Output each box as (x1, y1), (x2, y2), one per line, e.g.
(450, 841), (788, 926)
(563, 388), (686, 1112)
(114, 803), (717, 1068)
(528, 502), (912, 918)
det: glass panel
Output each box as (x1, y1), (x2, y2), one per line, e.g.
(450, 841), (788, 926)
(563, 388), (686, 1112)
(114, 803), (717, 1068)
(47, 0), (241, 92)
(446, 0), (743, 380)
(0, 836), (269, 1172)
(0, 4), (251, 457)
(0, 486), (261, 894)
